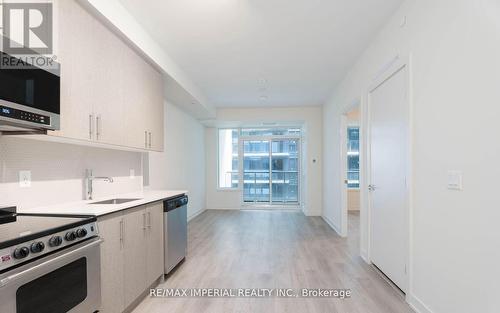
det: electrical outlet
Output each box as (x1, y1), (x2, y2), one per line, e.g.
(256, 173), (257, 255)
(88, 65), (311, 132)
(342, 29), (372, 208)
(447, 170), (463, 190)
(19, 171), (31, 188)
(130, 169), (135, 179)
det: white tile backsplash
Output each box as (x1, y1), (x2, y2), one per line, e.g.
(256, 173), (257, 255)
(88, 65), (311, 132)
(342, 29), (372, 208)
(0, 136), (143, 210)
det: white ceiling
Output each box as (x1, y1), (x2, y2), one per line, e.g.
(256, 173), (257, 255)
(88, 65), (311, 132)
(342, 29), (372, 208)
(120, 0), (403, 108)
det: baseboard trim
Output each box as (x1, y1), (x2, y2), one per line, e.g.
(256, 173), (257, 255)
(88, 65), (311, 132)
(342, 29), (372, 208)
(303, 210), (321, 217)
(408, 294), (433, 313)
(207, 207), (240, 210)
(187, 208), (206, 222)
(321, 215), (343, 236)
(360, 249), (370, 263)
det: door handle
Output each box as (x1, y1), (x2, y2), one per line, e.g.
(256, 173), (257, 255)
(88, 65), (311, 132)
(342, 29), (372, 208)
(368, 184), (377, 191)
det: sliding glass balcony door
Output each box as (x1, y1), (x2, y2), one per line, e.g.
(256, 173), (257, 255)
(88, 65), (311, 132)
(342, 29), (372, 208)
(242, 139), (300, 205)
(271, 139), (299, 203)
(243, 140), (271, 203)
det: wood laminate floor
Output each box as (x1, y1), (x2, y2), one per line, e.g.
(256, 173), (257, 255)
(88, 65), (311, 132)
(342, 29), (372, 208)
(132, 210), (414, 313)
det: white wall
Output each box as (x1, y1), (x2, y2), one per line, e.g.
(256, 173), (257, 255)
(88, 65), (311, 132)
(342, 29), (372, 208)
(323, 0), (500, 312)
(148, 101), (206, 220)
(0, 102), (206, 220)
(205, 106), (323, 216)
(0, 136), (142, 210)
(347, 189), (360, 211)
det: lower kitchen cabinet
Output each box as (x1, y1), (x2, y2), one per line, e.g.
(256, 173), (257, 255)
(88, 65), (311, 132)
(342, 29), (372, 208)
(97, 202), (165, 313)
(97, 211), (125, 313)
(123, 206), (148, 308)
(146, 203), (164, 283)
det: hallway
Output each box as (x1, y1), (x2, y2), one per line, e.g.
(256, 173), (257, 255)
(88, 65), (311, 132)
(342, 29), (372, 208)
(133, 210), (413, 313)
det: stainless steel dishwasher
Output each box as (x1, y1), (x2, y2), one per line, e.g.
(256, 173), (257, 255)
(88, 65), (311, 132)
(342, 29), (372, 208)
(164, 195), (188, 274)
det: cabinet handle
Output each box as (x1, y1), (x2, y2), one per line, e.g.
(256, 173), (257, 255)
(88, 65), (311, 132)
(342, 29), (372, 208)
(119, 219), (124, 248)
(148, 132), (152, 148)
(89, 114), (93, 140)
(96, 115), (101, 140)
(148, 212), (151, 229)
(145, 131), (148, 148)
(142, 213), (146, 230)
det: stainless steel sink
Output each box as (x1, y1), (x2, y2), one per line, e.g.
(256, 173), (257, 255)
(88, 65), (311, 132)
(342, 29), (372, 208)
(89, 198), (141, 205)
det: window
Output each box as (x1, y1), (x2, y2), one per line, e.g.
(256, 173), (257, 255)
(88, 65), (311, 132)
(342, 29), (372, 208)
(218, 129), (239, 188)
(347, 127), (360, 189)
(217, 126), (301, 204)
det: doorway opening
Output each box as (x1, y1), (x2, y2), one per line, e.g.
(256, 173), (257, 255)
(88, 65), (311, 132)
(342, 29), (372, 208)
(341, 103), (361, 242)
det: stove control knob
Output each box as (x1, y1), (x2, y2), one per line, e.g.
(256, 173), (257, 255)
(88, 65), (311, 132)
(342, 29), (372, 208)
(76, 228), (88, 238)
(30, 242), (45, 253)
(65, 231), (77, 241)
(13, 247), (29, 259)
(49, 236), (63, 247)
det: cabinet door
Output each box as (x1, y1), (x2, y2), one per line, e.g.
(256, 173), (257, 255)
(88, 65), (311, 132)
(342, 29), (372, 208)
(51, 0), (94, 141)
(123, 206), (148, 308)
(121, 47), (148, 149)
(97, 212), (125, 313)
(91, 19), (125, 146)
(146, 202), (164, 284)
(149, 67), (164, 152)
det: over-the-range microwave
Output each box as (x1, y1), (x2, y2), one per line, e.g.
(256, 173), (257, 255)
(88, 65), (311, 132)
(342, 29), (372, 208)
(0, 51), (60, 132)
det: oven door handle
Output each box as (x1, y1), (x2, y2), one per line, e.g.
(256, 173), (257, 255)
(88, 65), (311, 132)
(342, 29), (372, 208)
(0, 238), (103, 288)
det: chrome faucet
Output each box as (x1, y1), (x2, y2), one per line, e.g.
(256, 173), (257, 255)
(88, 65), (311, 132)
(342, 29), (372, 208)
(85, 169), (114, 200)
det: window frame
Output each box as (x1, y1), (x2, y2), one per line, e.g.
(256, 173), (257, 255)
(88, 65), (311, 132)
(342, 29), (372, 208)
(216, 127), (303, 200)
(217, 128), (241, 190)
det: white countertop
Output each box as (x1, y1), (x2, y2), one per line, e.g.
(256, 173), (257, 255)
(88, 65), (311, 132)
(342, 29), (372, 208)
(18, 190), (187, 217)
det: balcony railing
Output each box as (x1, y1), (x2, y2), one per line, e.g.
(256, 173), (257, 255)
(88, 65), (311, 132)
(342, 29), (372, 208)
(225, 170), (299, 203)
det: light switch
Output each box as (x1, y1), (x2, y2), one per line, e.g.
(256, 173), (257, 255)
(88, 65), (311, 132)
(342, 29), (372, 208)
(19, 171), (31, 188)
(447, 170), (462, 190)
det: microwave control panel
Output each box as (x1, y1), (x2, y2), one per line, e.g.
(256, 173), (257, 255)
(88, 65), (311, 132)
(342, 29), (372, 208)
(0, 105), (50, 125)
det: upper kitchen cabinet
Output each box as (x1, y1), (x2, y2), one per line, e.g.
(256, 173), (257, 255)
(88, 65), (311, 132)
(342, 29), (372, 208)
(144, 60), (165, 152)
(90, 18), (126, 147)
(53, 0), (94, 142)
(51, 0), (164, 151)
(121, 47), (164, 151)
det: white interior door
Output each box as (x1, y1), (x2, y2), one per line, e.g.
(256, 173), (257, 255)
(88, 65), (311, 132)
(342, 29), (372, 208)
(369, 65), (409, 293)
